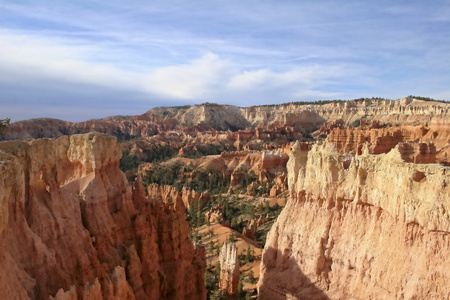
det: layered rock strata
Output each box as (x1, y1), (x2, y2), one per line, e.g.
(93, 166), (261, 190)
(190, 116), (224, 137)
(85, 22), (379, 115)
(3, 98), (449, 141)
(258, 141), (450, 299)
(0, 133), (206, 299)
(327, 125), (450, 164)
(219, 243), (240, 297)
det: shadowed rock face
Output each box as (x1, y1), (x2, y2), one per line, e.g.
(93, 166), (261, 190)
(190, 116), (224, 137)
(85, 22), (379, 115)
(0, 133), (206, 300)
(258, 141), (450, 299)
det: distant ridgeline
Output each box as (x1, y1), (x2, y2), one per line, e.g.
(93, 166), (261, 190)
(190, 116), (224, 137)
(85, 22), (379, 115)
(1, 96), (449, 141)
(407, 95), (449, 103)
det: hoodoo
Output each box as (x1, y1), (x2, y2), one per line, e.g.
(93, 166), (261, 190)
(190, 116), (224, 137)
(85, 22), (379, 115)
(219, 243), (240, 297)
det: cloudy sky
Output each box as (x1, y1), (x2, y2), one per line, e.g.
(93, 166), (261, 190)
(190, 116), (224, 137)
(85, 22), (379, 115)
(1, 0), (449, 122)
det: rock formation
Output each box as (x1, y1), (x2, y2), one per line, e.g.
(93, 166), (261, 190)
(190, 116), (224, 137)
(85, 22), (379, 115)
(0, 133), (206, 299)
(219, 243), (240, 297)
(3, 98), (449, 141)
(327, 125), (450, 164)
(146, 183), (207, 209)
(258, 141), (450, 299)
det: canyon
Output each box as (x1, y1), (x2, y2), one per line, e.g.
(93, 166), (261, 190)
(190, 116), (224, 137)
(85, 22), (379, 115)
(0, 96), (449, 299)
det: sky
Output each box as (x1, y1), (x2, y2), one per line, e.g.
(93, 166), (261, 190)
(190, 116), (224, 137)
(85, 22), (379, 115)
(1, 0), (449, 122)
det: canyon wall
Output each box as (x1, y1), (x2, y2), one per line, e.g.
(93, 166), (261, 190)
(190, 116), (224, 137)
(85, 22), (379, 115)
(258, 141), (450, 299)
(3, 98), (449, 141)
(0, 133), (206, 299)
(327, 125), (450, 164)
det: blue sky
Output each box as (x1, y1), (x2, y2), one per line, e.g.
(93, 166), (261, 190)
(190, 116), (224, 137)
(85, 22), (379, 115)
(1, 0), (449, 122)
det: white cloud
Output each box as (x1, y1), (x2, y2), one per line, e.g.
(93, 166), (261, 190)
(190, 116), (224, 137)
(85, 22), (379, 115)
(0, 27), (368, 110)
(228, 69), (272, 90)
(0, 30), (141, 91)
(144, 53), (234, 99)
(227, 65), (351, 95)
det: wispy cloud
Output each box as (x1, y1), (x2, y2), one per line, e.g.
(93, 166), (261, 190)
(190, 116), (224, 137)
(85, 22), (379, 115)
(1, 0), (449, 121)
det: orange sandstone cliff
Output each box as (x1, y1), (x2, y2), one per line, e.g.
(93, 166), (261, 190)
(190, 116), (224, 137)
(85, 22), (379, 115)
(0, 133), (206, 299)
(258, 141), (450, 299)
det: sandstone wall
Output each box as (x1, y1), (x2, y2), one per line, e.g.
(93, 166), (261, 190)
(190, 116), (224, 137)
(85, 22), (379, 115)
(0, 133), (206, 300)
(258, 141), (450, 299)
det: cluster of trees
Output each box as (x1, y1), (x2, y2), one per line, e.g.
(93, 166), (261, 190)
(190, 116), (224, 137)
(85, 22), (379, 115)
(210, 194), (285, 244)
(351, 119), (361, 128)
(408, 95), (449, 103)
(143, 162), (187, 187)
(0, 118), (10, 135)
(249, 181), (272, 196)
(182, 143), (235, 158)
(184, 168), (230, 195)
(253, 97), (396, 109)
(241, 171), (259, 188)
(119, 145), (177, 173)
(187, 200), (206, 229)
(204, 262), (222, 300)
(143, 163), (230, 195)
(238, 246), (256, 264)
(254, 99), (346, 108)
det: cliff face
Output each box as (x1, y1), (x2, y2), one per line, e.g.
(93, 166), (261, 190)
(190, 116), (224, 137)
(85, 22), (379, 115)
(258, 141), (450, 299)
(327, 125), (450, 164)
(0, 133), (206, 300)
(3, 98), (449, 141)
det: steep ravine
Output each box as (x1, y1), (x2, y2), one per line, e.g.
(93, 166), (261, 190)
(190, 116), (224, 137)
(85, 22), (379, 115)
(258, 141), (450, 299)
(0, 133), (206, 300)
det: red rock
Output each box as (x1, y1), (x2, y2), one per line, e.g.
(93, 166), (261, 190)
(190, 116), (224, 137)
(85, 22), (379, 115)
(0, 133), (206, 299)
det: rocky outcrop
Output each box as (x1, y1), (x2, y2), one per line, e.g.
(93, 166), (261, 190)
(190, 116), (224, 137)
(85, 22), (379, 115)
(261, 151), (289, 171)
(205, 205), (224, 224)
(258, 141), (450, 299)
(219, 243), (240, 297)
(242, 219), (257, 240)
(0, 133), (206, 300)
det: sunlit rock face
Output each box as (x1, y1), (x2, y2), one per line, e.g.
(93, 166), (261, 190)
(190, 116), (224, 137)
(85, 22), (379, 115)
(258, 141), (450, 299)
(219, 243), (240, 297)
(0, 133), (206, 300)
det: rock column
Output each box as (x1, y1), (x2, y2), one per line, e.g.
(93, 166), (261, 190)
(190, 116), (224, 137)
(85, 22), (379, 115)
(219, 243), (240, 297)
